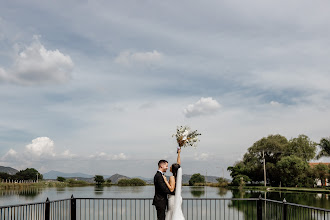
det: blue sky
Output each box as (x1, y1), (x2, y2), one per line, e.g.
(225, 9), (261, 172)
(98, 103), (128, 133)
(0, 0), (330, 178)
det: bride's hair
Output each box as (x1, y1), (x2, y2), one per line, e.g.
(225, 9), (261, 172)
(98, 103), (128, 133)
(171, 163), (181, 179)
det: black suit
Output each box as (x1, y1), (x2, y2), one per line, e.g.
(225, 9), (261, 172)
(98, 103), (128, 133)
(153, 171), (171, 220)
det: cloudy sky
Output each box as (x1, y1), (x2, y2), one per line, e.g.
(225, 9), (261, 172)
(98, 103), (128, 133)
(1, 0), (330, 179)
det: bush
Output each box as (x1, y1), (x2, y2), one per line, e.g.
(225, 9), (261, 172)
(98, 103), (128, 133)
(117, 178), (146, 186)
(94, 175), (105, 185)
(216, 177), (229, 187)
(13, 168), (43, 181)
(231, 175), (251, 186)
(57, 176), (66, 182)
(67, 179), (89, 186)
(189, 173), (205, 186)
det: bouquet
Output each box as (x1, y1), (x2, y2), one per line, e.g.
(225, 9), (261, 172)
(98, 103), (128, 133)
(173, 126), (201, 152)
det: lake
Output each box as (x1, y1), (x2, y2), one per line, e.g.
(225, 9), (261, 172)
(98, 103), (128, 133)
(1, 186), (330, 209)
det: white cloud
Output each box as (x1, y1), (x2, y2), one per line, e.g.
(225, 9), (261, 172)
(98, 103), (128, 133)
(183, 97), (221, 118)
(25, 137), (56, 158)
(194, 152), (210, 161)
(0, 36), (74, 85)
(115, 50), (163, 66)
(1, 149), (18, 162)
(89, 152), (128, 160)
(270, 101), (281, 107)
(61, 150), (76, 158)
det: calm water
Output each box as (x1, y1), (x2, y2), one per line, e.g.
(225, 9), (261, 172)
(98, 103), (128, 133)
(1, 186), (330, 209)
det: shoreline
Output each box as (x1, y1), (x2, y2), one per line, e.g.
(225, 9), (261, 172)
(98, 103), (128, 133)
(229, 186), (330, 194)
(2, 181), (330, 194)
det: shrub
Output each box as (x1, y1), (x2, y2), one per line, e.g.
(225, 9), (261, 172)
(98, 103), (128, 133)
(57, 176), (66, 182)
(117, 178), (146, 186)
(67, 179), (89, 186)
(216, 177), (229, 187)
(94, 175), (105, 185)
(189, 173), (205, 186)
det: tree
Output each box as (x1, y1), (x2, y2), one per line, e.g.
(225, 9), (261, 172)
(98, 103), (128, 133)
(94, 175), (105, 185)
(231, 134), (288, 185)
(0, 172), (11, 180)
(316, 137), (330, 159)
(285, 135), (317, 161)
(228, 134), (317, 187)
(189, 173), (205, 186)
(230, 175), (251, 186)
(14, 168), (43, 181)
(276, 156), (312, 187)
(313, 163), (329, 186)
(216, 177), (229, 187)
(57, 176), (66, 182)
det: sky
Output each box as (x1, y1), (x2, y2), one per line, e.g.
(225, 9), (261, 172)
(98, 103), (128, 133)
(0, 0), (330, 179)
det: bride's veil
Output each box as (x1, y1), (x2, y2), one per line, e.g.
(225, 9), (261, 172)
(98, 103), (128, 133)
(173, 167), (182, 216)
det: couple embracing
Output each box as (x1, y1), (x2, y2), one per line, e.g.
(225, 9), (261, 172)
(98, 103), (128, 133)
(153, 149), (184, 220)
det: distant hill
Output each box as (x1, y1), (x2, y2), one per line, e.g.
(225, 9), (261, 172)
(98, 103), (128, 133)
(107, 173), (130, 184)
(0, 166), (18, 175)
(43, 170), (93, 179)
(133, 176), (153, 184)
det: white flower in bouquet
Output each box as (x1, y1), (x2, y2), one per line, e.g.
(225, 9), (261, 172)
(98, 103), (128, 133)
(173, 126), (201, 150)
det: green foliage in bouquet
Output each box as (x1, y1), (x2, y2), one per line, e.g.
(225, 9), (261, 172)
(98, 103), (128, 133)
(173, 126), (201, 148)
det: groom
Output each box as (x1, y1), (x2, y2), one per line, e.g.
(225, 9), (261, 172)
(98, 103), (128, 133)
(153, 159), (171, 220)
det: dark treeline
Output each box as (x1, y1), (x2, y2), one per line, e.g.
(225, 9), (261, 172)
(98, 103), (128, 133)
(228, 134), (330, 187)
(0, 168), (43, 181)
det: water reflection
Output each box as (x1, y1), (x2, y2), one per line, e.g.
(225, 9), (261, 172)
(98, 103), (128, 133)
(217, 187), (228, 196)
(56, 187), (66, 194)
(116, 186), (145, 194)
(0, 186), (330, 210)
(0, 187), (42, 199)
(231, 189), (330, 209)
(189, 186), (205, 197)
(94, 186), (104, 195)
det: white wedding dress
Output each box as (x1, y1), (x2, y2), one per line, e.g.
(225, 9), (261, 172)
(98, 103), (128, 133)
(165, 168), (185, 220)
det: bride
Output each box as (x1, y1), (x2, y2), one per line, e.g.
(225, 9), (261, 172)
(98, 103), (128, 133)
(163, 148), (185, 220)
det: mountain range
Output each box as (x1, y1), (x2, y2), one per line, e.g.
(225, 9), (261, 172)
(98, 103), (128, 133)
(0, 166), (18, 175)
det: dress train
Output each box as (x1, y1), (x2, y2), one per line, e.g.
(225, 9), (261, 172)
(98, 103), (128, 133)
(165, 168), (184, 220)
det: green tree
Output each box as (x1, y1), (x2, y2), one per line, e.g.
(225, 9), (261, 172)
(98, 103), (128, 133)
(231, 175), (251, 186)
(276, 155), (312, 187)
(228, 134), (317, 187)
(285, 135), (317, 161)
(0, 172), (12, 180)
(230, 134), (288, 185)
(316, 137), (330, 159)
(216, 177), (229, 187)
(189, 173), (205, 186)
(94, 175), (105, 185)
(313, 163), (329, 186)
(57, 176), (66, 182)
(14, 168), (43, 181)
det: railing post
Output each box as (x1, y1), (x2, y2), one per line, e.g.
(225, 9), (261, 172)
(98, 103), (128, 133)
(283, 198), (287, 220)
(45, 198), (50, 220)
(71, 194), (76, 220)
(257, 195), (263, 220)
